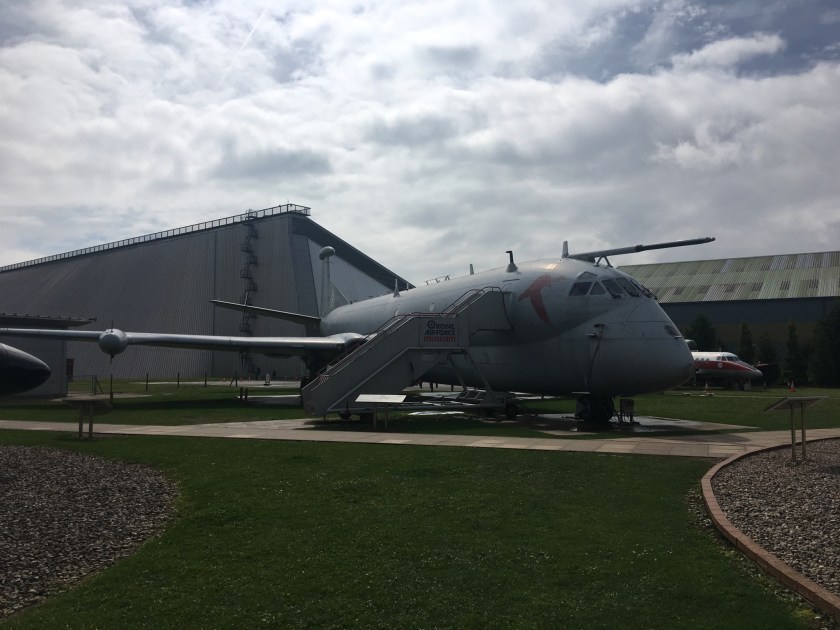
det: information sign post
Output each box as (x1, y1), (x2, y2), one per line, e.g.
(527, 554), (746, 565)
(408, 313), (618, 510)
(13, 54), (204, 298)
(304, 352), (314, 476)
(764, 396), (826, 463)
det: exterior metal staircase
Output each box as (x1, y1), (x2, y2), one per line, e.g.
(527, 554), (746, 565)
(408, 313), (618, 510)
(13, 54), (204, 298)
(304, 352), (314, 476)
(238, 212), (259, 377)
(301, 288), (511, 417)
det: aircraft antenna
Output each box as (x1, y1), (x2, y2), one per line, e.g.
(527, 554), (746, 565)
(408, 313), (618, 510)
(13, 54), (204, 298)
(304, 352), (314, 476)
(506, 250), (518, 272)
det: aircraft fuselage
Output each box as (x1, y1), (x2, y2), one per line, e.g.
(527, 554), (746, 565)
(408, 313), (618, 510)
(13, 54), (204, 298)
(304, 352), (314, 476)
(692, 351), (763, 387)
(319, 258), (693, 398)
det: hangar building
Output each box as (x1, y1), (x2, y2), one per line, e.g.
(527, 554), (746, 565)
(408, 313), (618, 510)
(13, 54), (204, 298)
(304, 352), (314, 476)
(0, 204), (411, 390)
(620, 251), (840, 355)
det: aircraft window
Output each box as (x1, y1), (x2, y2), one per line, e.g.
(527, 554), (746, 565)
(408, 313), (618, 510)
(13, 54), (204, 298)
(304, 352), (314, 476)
(616, 278), (640, 297)
(577, 271), (597, 280)
(589, 282), (606, 295)
(601, 279), (625, 297)
(569, 282), (591, 296)
(632, 280), (655, 298)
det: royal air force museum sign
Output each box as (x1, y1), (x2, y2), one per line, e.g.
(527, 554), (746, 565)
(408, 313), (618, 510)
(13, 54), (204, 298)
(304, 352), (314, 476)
(419, 318), (463, 347)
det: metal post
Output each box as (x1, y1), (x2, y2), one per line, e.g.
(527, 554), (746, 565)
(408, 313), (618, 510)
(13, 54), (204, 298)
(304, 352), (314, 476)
(790, 407), (797, 463)
(146, 373), (149, 391)
(177, 372), (180, 388)
(109, 374), (113, 405)
(800, 403), (807, 461)
(205, 372), (208, 387)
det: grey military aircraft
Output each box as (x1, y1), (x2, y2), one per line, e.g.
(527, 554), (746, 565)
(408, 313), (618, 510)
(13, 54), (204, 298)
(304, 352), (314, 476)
(0, 343), (51, 395)
(0, 237), (713, 421)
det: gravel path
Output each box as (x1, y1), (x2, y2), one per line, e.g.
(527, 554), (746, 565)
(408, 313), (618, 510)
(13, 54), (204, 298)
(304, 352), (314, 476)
(712, 438), (840, 598)
(0, 445), (177, 619)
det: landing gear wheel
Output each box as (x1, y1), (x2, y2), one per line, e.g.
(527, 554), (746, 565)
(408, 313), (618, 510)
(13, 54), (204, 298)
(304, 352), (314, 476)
(575, 396), (615, 424)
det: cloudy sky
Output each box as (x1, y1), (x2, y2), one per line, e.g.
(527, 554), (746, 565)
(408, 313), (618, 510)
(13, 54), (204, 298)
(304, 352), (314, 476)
(1, 0), (839, 284)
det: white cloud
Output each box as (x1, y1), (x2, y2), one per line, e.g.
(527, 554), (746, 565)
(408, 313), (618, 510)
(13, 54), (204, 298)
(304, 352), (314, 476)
(670, 33), (786, 71)
(0, 1), (838, 284)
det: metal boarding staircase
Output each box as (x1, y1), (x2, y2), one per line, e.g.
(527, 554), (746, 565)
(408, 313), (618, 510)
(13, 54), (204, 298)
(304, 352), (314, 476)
(301, 287), (511, 417)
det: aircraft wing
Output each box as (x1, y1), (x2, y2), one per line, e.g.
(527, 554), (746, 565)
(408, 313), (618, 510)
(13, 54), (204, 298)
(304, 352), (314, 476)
(0, 328), (364, 358)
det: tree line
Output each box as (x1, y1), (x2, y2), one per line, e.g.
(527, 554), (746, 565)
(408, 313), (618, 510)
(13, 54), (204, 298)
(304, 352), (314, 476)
(682, 301), (840, 387)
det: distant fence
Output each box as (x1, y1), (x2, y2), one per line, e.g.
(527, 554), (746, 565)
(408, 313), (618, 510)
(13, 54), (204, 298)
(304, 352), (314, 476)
(0, 203), (311, 273)
(66, 375), (105, 396)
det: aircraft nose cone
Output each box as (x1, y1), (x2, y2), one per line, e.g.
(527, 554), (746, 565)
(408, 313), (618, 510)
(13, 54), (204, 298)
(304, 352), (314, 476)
(638, 337), (694, 392)
(0, 343), (52, 395)
(587, 302), (694, 395)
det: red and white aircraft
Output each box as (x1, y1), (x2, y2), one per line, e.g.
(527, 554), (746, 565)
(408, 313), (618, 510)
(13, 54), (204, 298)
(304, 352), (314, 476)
(691, 351), (763, 388)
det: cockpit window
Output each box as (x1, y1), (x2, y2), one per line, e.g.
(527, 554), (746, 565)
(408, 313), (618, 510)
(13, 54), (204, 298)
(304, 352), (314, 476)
(569, 282), (591, 296)
(601, 279), (625, 297)
(630, 280), (655, 298)
(571, 275), (646, 299)
(616, 278), (641, 297)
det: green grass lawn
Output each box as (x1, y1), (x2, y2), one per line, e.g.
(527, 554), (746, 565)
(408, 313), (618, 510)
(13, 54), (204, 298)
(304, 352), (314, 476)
(0, 430), (824, 629)
(528, 386), (840, 431)
(2, 383), (839, 438)
(0, 382), (306, 425)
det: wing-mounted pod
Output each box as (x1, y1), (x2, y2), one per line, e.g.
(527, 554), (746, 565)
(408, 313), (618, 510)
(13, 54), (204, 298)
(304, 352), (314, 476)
(0, 344), (51, 395)
(98, 329), (129, 357)
(563, 237), (715, 266)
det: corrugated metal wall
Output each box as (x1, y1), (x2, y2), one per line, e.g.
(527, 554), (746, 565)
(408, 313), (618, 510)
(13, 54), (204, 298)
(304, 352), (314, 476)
(619, 252), (840, 357)
(0, 213), (402, 380)
(0, 231), (217, 378)
(622, 251), (840, 303)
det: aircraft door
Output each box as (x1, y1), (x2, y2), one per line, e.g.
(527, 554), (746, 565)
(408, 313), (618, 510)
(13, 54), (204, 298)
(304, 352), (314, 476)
(555, 332), (597, 392)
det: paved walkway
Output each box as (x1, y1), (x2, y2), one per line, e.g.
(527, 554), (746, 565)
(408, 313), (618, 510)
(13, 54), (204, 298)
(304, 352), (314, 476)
(3, 418), (840, 458)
